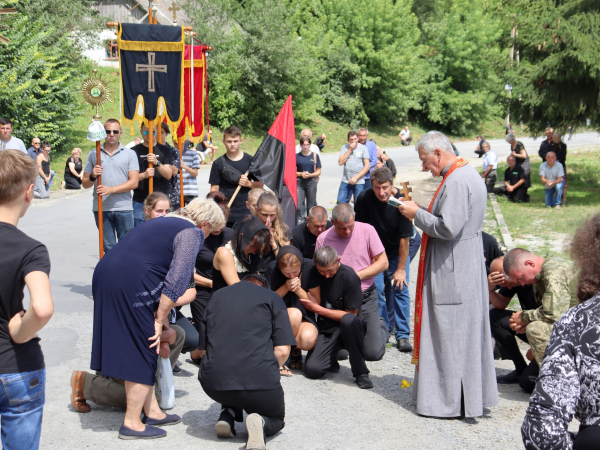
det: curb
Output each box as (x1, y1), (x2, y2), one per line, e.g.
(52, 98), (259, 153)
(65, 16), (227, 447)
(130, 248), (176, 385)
(488, 193), (514, 249)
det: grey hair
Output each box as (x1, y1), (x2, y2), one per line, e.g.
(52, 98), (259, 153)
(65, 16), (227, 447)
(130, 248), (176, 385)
(314, 246), (338, 267)
(370, 166), (393, 185)
(503, 248), (534, 275)
(553, 132), (562, 139)
(308, 205), (328, 221)
(332, 203), (354, 223)
(414, 131), (454, 155)
(482, 141), (491, 149)
(358, 127), (369, 135)
(505, 133), (516, 143)
(301, 128), (312, 138)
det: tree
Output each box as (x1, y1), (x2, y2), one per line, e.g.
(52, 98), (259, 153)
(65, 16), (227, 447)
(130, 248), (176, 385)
(505, 0), (600, 136)
(183, 0), (320, 131)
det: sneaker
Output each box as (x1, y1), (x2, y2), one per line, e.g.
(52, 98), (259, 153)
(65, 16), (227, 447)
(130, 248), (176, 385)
(396, 338), (413, 353)
(355, 374), (374, 389)
(555, 205), (561, 210)
(118, 424), (166, 440)
(216, 410), (236, 438)
(172, 365), (181, 374)
(245, 413), (266, 450)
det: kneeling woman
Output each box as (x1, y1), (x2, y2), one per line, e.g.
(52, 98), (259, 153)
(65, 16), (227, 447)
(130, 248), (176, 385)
(91, 198), (225, 440)
(212, 215), (271, 291)
(266, 246), (320, 374)
(199, 275), (296, 449)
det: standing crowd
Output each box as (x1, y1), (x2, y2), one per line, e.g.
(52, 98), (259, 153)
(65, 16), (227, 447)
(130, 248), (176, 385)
(0, 116), (598, 450)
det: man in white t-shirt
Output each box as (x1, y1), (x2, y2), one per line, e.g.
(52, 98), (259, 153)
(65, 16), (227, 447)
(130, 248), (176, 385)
(295, 128), (320, 154)
(399, 126), (412, 146)
(0, 118), (27, 153)
(481, 141), (498, 193)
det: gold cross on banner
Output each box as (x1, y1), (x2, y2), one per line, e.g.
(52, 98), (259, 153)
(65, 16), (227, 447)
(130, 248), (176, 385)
(168, 1), (180, 21)
(136, 52), (167, 92)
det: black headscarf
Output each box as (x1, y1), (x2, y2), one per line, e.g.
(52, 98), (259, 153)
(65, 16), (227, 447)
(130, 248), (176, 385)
(231, 215), (269, 273)
(268, 245), (306, 292)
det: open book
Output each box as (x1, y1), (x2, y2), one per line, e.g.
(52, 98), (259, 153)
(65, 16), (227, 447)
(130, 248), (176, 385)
(387, 196), (405, 208)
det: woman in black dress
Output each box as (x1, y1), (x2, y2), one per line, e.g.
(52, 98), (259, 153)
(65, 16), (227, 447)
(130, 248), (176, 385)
(62, 147), (84, 189)
(506, 133), (531, 188)
(91, 198), (225, 440)
(212, 215), (271, 292)
(266, 246), (320, 372)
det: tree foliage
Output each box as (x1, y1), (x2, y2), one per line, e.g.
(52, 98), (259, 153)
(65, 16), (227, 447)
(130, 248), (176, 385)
(505, 0), (600, 136)
(0, 0), (102, 148)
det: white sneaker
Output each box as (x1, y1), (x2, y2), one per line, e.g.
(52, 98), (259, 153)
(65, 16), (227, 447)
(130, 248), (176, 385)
(245, 414), (265, 450)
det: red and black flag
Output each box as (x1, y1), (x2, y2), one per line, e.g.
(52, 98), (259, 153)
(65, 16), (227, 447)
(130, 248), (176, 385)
(118, 23), (185, 131)
(248, 96), (297, 229)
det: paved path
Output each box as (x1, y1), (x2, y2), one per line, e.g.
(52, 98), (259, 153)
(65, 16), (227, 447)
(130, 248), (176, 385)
(22, 133), (596, 448)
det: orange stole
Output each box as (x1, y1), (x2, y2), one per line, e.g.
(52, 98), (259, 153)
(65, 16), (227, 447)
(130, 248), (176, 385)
(411, 157), (469, 367)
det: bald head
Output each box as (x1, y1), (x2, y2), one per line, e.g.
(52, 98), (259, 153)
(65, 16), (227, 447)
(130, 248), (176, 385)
(490, 256), (504, 275)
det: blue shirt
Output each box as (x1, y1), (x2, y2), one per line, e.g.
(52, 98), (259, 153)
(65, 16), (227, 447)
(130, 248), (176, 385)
(296, 152), (321, 174)
(363, 140), (378, 180)
(26, 146), (40, 161)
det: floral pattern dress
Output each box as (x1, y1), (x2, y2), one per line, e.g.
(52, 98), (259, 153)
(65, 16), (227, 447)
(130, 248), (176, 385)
(522, 293), (600, 449)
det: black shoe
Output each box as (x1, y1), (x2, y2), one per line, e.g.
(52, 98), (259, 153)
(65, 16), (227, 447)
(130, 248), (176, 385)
(496, 370), (520, 384)
(356, 374), (374, 389)
(172, 365), (181, 373)
(396, 338), (413, 353)
(329, 362), (340, 373)
(216, 409), (236, 438)
(337, 349), (349, 360)
(142, 413), (181, 427)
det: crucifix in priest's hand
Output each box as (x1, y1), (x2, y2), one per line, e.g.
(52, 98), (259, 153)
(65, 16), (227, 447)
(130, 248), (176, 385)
(136, 52), (167, 92)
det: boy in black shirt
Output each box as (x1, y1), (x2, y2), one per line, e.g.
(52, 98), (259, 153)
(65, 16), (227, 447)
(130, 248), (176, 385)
(131, 124), (174, 226)
(209, 126), (263, 228)
(302, 246), (373, 389)
(0, 150), (54, 449)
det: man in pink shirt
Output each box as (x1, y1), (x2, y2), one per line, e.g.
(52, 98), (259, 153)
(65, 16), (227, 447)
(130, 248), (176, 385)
(315, 203), (388, 360)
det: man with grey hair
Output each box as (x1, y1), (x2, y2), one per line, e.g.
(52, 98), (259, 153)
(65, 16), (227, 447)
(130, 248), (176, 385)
(357, 128), (378, 190)
(481, 141), (498, 193)
(398, 130), (498, 418)
(539, 151), (564, 208)
(337, 131), (370, 204)
(301, 246), (373, 389)
(295, 128), (320, 154)
(316, 203), (389, 362)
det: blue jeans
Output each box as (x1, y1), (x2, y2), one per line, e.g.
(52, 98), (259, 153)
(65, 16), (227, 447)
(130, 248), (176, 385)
(132, 201), (145, 227)
(544, 184), (563, 207)
(48, 170), (55, 190)
(364, 178), (371, 190)
(0, 369), (45, 450)
(337, 181), (365, 204)
(93, 210), (134, 252)
(374, 256), (411, 339)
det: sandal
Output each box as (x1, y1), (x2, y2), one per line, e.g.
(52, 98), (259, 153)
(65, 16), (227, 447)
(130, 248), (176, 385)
(279, 365), (292, 377)
(289, 349), (302, 370)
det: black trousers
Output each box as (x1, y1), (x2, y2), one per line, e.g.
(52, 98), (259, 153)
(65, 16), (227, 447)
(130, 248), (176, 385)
(190, 294), (210, 334)
(494, 185), (529, 203)
(203, 387), (285, 437)
(183, 195), (197, 205)
(304, 313), (368, 379)
(574, 425), (600, 450)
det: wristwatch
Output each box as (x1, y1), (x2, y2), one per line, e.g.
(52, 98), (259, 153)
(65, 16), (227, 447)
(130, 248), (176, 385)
(155, 159), (162, 167)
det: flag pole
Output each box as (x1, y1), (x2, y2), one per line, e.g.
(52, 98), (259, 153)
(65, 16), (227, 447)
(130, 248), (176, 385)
(148, 119), (154, 193)
(228, 171), (249, 208)
(178, 139), (185, 207)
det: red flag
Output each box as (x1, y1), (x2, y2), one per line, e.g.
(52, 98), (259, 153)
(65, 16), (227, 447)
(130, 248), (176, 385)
(248, 96), (297, 229)
(175, 45), (206, 142)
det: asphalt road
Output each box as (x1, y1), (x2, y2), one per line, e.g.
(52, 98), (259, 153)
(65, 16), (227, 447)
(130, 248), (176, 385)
(18, 132), (596, 449)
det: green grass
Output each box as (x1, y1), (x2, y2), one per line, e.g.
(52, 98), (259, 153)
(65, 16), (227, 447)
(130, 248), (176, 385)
(494, 148), (600, 258)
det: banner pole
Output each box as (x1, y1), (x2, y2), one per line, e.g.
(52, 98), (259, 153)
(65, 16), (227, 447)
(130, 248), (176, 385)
(227, 171), (249, 208)
(148, 119), (154, 193)
(96, 140), (104, 258)
(178, 139), (185, 207)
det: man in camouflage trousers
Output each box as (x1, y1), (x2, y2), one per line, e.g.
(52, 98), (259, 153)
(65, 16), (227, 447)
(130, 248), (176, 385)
(503, 248), (575, 365)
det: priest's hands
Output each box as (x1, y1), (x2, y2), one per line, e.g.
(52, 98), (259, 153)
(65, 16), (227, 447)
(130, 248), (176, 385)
(509, 311), (527, 334)
(398, 201), (419, 220)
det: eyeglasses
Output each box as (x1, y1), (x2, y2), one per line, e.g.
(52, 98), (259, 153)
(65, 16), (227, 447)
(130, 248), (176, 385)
(105, 129), (120, 135)
(142, 130), (157, 136)
(32, 142), (40, 145)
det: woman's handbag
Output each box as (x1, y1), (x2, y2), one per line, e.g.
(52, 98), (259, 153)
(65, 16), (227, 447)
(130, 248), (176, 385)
(156, 357), (175, 410)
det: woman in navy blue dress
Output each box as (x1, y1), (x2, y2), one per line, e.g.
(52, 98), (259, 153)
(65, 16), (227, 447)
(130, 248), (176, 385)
(91, 198), (225, 440)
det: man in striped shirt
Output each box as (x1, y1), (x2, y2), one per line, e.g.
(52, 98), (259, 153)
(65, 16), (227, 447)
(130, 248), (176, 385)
(179, 140), (201, 204)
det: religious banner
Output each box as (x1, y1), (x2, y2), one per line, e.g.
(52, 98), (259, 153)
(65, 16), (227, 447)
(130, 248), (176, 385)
(118, 23), (185, 131)
(175, 45), (206, 143)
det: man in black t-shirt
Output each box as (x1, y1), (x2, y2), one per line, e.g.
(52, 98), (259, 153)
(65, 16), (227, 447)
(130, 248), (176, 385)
(494, 155), (528, 203)
(302, 246), (373, 389)
(209, 126), (264, 228)
(0, 150), (54, 449)
(355, 167), (414, 353)
(131, 124), (174, 227)
(538, 127), (555, 162)
(487, 257), (539, 392)
(290, 205), (332, 259)
(198, 276), (295, 447)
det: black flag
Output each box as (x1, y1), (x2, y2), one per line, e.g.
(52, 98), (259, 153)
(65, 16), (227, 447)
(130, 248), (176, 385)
(118, 23), (184, 126)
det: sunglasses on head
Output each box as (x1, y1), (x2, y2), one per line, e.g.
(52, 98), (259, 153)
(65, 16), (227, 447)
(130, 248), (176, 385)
(142, 130), (157, 136)
(105, 129), (120, 135)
